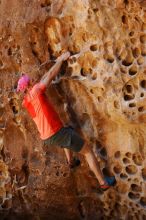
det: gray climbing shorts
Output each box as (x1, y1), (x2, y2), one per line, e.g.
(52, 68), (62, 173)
(44, 126), (84, 152)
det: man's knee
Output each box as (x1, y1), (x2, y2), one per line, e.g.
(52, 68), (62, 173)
(80, 143), (91, 155)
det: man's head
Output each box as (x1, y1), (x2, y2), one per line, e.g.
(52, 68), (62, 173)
(17, 74), (30, 93)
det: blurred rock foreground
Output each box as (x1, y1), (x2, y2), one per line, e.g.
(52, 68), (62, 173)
(0, 0), (146, 219)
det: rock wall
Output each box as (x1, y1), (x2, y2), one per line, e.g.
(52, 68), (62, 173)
(0, 0), (146, 219)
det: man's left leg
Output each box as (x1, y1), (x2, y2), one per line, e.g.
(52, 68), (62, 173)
(64, 148), (73, 164)
(64, 148), (80, 169)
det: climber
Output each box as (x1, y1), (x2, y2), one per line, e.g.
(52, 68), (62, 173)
(17, 51), (116, 191)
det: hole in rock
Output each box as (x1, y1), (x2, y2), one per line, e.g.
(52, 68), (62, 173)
(69, 31), (72, 36)
(122, 60), (133, 66)
(129, 31), (134, 37)
(70, 50), (79, 56)
(124, 94), (135, 101)
(140, 34), (146, 44)
(95, 140), (103, 151)
(69, 57), (77, 64)
(133, 153), (143, 166)
(41, 3), (45, 7)
(91, 72), (97, 80)
(132, 48), (140, 58)
(14, 83), (17, 90)
(113, 164), (122, 174)
(126, 165), (137, 175)
(98, 96), (103, 103)
(124, 0), (129, 4)
(123, 158), (130, 164)
(138, 106), (144, 112)
(56, 171), (59, 176)
(40, 0), (51, 7)
(93, 8), (99, 13)
(63, 173), (67, 177)
(129, 103), (136, 108)
(32, 49), (38, 58)
(131, 184), (142, 192)
(0, 121), (5, 129)
(80, 68), (87, 76)
(120, 173), (128, 179)
(126, 84), (133, 93)
(142, 168), (146, 180)
(12, 106), (18, 114)
(22, 148), (28, 160)
(22, 162), (29, 178)
(140, 197), (146, 207)
(102, 167), (111, 177)
(0, 60), (3, 68)
(90, 89), (94, 94)
(7, 48), (12, 56)
(128, 192), (140, 200)
(106, 56), (114, 63)
(122, 15), (127, 24)
(100, 148), (107, 159)
(65, 66), (73, 76)
(60, 61), (68, 75)
(90, 44), (98, 51)
(114, 151), (121, 158)
(140, 80), (146, 89)
(140, 93), (144, 98)
(129, 66), (137, 76)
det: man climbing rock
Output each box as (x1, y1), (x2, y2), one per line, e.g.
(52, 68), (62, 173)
(17, 51), (116, 191)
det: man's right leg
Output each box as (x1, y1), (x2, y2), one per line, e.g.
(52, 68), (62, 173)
(79, 143), (105, 185)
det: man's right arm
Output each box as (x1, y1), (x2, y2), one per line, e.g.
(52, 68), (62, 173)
(40, 51), (70, 88)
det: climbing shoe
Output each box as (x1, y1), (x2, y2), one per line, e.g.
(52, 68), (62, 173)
(99, 176), (116, 191)
(68, 157), (81, 169)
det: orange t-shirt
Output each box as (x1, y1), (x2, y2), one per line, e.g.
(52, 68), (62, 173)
(22, 82), (63, 140)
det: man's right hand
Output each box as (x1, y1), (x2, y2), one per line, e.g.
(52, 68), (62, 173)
(40, 51), (70, 87)
(56, 51), (70, 62)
